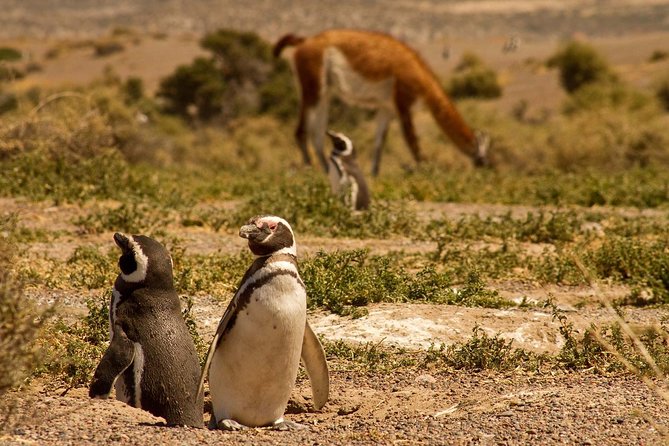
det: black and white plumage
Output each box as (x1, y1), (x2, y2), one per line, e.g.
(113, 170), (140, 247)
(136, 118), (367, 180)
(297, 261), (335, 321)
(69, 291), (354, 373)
(89, 233), (203, 428)
(327, 130), (371, 211)
(199, 215), (329, 430)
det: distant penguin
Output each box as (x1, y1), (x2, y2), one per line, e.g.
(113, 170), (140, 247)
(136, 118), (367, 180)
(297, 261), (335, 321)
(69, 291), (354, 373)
(199, 215), (329, 430)
(89, 233), (203, 428)
(327, 130), (371, 211)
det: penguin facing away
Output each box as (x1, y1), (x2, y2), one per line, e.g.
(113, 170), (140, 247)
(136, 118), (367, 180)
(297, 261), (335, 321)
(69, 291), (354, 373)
(89, 233), (204, 428)
(327, 130), (371, 211)
(199, 215), (329, 430)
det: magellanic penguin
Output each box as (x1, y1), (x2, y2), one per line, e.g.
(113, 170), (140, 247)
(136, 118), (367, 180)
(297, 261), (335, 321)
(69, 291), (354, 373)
(198, 215), (329, 430)
(326, 130), (371, 211)
(89, 233), (204, 428)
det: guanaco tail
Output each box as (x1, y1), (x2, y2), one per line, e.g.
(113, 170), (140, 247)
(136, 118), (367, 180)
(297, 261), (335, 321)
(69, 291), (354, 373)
(273, 28), (490, 176)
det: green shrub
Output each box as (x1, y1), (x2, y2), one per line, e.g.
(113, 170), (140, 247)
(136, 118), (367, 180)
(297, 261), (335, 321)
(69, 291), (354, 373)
(431, 241), (523, 280)
(0, 272), (47, 397)
(171, 249), (250, 296)
(301, 249), (409, 316)
(648, 49), (669, 63)
(531, 246), (589, 286)
(65, 246), (116, 289)
(552, 305), (615, 371)
(0, 268), (52, 429)
(36, 294), (109, 390)
(301, 250), (511, 316)
(323, 339), (416, 372)
(588, 237), (669, 304)
(547, 41), (617, 93)
(157, 29), (297, 121)
(123, 76), (144, 103)
(655, 74), (669, 111)
(563, 82), (652, 114)
(454, 52), (485, 72)
(157, 57), (225, 120)
(448, 52), (501, 99)
(449, 66), (502, 99)
(74, 202), (173, 236)
(427, 326), (539, 371)
(0, 47), (22, 62)
(0, 92), (18, 115)
(426, 210), (582, 245)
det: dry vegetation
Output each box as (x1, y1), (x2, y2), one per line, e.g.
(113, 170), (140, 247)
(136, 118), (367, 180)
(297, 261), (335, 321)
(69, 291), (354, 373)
(1, 11), (669, 444)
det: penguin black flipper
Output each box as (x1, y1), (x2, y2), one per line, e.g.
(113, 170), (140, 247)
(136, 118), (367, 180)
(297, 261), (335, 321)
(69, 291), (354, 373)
(89, 322), (135, 398)
(300, 321), (329, 410)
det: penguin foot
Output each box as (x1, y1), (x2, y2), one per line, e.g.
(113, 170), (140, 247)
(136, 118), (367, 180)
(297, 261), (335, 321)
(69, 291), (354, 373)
(271, 419), (308, 431)
(216, 419), (247, 431)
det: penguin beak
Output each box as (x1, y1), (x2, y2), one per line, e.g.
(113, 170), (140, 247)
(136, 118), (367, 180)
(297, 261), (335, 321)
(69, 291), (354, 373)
(326, 130), (338, 143)
(239, 224), (260, 240)
(113, 232), (131, 253)
(240, 223), (271, 242)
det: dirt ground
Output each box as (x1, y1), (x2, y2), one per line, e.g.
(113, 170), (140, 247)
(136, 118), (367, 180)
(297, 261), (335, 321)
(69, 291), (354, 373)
(2, 1), (669, 444)
(3, 195), (669, 445)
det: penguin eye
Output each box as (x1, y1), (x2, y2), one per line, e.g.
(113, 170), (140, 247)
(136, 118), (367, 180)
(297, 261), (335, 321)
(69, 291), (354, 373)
(267, 221), (278, 231)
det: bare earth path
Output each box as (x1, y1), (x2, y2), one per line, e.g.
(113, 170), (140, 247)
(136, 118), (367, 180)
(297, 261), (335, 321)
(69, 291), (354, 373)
(4, 370), (668, 445)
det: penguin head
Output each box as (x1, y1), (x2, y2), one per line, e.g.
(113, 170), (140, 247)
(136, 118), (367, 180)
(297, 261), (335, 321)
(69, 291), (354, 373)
(327, 130), (355, 159)
(113, 232), (174, 289)
(239, 215), (297, 257)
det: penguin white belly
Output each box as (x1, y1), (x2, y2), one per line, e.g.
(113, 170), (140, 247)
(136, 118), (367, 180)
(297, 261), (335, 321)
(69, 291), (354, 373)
(327, 158), (345, 195)
(209, 276), (307, 427)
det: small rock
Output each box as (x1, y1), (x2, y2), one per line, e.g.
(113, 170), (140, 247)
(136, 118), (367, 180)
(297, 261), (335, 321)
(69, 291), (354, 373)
(415, 373), (437, 386)
(337, 404), (360, 416)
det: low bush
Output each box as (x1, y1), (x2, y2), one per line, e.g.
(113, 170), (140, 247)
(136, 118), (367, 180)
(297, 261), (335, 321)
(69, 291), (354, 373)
(301, 249), (512, 316)
(656, 74), (669, 111)
(427, 325), (540, 371)
(0, 47), (22, 62)
(547, 41), (617, 93)
(448, 51), (502, 99)
(157, 29), (297, 122)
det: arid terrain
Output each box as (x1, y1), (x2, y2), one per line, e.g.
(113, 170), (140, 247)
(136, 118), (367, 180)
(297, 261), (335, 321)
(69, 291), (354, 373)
(2, 1), (669, 445)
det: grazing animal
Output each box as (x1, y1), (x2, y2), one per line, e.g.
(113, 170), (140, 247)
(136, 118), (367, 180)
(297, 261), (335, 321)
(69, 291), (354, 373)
(199, 215), (329, 430)
(326, 130), (370, 211)
(273, 28), (490, 176)
(89, 233), (203, 428)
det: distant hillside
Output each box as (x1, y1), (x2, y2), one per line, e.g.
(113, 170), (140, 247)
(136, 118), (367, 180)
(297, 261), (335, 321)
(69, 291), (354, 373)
(2, 0), (669, 41)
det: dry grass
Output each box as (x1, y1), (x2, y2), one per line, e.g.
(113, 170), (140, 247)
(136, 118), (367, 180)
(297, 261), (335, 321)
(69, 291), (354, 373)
(0, 230), (51, 431)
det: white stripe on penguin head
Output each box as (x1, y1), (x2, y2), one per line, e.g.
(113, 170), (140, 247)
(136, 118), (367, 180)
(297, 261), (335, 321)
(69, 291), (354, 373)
(120, 235), (149, 283)
(257, 215), (297, 256)
(331, 132), (353, 157)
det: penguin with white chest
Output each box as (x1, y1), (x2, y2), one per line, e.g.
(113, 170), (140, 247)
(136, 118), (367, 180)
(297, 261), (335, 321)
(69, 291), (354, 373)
(89, 233), (203, 428)
(199, 215), (329, 430)
(327, 130), (371, 211)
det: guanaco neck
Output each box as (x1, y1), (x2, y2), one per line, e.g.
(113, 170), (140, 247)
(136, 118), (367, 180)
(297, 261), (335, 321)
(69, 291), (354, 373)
(421, 77), (479, 161)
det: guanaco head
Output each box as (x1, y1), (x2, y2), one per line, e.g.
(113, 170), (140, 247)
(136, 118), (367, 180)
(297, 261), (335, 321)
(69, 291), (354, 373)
(473, 130), (491, 167)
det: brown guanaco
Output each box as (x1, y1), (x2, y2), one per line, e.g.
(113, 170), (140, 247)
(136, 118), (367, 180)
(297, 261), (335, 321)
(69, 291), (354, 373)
(274, 28), (490, 176)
